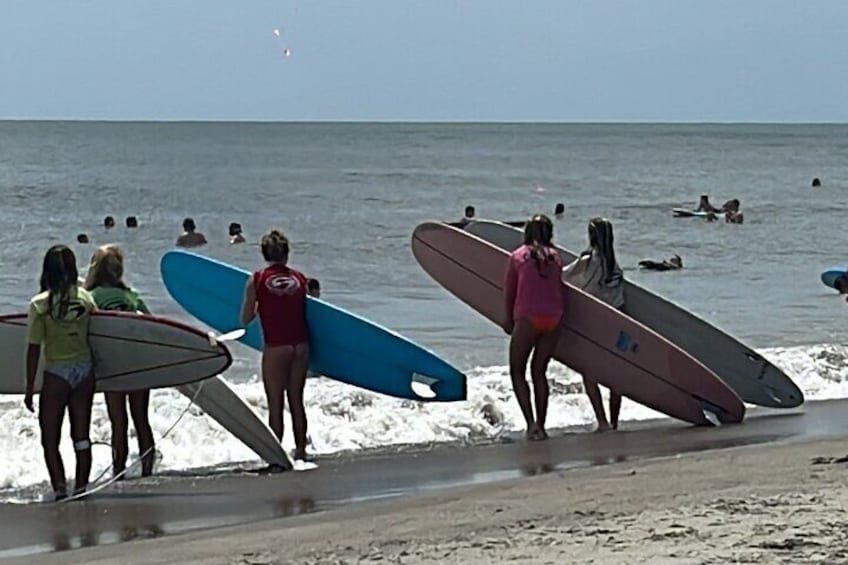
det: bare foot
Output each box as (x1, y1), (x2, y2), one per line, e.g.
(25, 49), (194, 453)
(528, 426), (548, 441)
(594, 422), (611, 433)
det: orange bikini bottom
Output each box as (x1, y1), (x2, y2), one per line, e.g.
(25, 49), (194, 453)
(528, 315), (561, 334)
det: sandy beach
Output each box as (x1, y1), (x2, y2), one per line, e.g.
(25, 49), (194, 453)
(4, 400), (848, 565)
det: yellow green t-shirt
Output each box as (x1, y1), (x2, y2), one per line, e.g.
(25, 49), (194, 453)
(26, 286), (96, 364)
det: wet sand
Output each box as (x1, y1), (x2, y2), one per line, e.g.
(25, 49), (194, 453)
(3, 399), (848, 563)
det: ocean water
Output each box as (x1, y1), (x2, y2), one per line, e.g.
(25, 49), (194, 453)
(1, 121), (848, 499)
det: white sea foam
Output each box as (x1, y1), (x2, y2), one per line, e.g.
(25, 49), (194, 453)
(2, 343), (848, 501)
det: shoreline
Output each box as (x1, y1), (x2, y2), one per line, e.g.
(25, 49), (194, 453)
(1, 398), (847, 562)
(14, 434), (848, 564)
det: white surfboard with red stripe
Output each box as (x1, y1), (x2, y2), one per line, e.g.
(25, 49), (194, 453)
(0, 311), (232, 393)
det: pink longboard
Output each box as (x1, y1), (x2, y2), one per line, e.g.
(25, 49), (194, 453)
(411, 222), (745, 426)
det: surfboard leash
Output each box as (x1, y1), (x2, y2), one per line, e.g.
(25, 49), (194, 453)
(56, 380), (207, 504)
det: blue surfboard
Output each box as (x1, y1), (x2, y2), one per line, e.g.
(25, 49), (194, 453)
(160, 250), (466, 402)
(821, 267), (847, 290)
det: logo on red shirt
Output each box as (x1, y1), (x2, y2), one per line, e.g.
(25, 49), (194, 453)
(265, 274), (301, 295)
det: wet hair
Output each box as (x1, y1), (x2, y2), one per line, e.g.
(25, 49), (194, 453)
(554, 203), (565, 215)
(669, 254), (683, 268)
(583, 217), (619, 285)
(104, 216), (115, 229)
(307, 278), (320, 295)
(84, 244), (128, 291)
(523, 214), (555, 275)
(812, 177), (821, 187)
(835, 275), (848, 293)
(464, 206), (475, 219)
(125, 216), (138, 228)
(182, 217), (196, 232)
(261, 229), (290, 263)
(39, 245), (79, 320)
(76, 233), (89, 244)
(229, 222), (243, 236)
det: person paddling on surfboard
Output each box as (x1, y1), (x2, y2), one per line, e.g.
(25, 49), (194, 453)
(84, 244), (156, 479)
(503, 214), (564, 441)
(24, 245), (98, 501)
(638, 254), (683, 271)
(696, 194), (720, 213)
(562, 218), (625, 432)
(241, 230), (311, 462)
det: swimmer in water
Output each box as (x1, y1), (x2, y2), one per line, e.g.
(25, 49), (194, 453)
(562, 218), (624, 432)
(812, 177), (822, 187)
(638, 254), (683, 271)
(454, 205), (476, 227)
(175, 218), (208, 248)
(229, 222), (246, 245)
(240, 230), (311, 461)
(125, 216), (138, 228)
(76, 234), (89, 244)
(723, 200), (744, 224)
(554, 203), (565, 218)
(503, 214), (563, 441)
(834, 275), (848, 295)
(307, 278), (320, 298)
(104, 216), (115, 230)
(25, 245), (97, 500)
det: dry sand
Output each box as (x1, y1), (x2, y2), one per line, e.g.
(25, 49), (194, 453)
(15, 436), (848, 565)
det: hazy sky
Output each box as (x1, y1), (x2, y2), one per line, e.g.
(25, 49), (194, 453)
(2, 1), (846, 121)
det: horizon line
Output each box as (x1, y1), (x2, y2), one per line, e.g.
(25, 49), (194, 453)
(1, 117), (847, 126)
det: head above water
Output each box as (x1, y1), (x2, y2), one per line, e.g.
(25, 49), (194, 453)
(228, 222), (243, 236)
(812, 177), (822, 187)
(39, 245), (79, 318)
(76, 233), (89, 244)
(307, 277), (320, 297)
(523, 214), (554, 246)
(104, 216), (115, 229)
(554, 203), (565, 216)
(261, 229), (290, 263)
(125, 216), (138, 228)
(464, 206), (475, 219)
(669, 254), (683, 268)
(835, 275), (848, 294)
(182, 217), (196, 233)
(85, 244), (127, 290)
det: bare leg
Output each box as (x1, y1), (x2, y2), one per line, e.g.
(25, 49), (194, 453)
(67, 374), (95, 494)
(128, 390), (155, 476)
(287, 343), (310, 460)
(609, 391), (622, 430)
(39, 374), (70, 495)
(105, 392), (129, 477)
(583, 377), (610, 432)
(509, 318), (538, 437)
(262, 346), (294, 443)
(529, 327), (560, 440)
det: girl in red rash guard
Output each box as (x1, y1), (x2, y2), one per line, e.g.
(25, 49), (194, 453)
(240, 229), (310, 462)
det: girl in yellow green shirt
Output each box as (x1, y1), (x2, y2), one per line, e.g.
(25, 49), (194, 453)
(25, 245), (97, 501)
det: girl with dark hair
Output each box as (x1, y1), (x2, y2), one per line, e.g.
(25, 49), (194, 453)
(84, 244), (155, 478)
(503, 214), (564, 441)
(240, 230), (311, 462)
(562, 217), (625, 432)
(25, 245), (97, 500)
